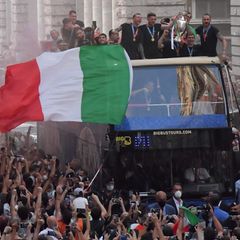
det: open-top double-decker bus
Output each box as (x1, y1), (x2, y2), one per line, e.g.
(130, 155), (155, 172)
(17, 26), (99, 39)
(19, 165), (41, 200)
(109, 57), (237, 196)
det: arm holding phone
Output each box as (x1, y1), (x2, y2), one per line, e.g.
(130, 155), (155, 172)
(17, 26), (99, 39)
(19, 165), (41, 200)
(92, 193), (108, 219)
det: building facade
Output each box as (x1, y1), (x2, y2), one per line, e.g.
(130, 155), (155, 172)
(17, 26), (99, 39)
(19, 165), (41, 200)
(0, 0), (239, 80)
(231, 0), (240, 81)
(0, 0), (238, 173)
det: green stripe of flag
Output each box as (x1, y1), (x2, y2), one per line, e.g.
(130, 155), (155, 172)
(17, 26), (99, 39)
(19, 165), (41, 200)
(80, 45), (131, 124)
(180, 206), (200, 226)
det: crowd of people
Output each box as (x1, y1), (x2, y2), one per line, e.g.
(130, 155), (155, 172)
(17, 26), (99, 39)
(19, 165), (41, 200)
(47, 10), (227, 61)
(0, 142), (240, 240)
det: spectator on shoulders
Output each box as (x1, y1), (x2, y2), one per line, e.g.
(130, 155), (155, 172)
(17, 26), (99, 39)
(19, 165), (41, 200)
(56, 39), (68, 51)
(61, 18), (79, 49)
(75, 28), (89, 47)
(96, 33), (108, 45)
(69, 10), (84, 29)
(50, 30), (61, 52)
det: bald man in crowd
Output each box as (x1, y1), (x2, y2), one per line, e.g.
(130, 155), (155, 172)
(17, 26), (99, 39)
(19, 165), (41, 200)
(39, 216), (62, 240)
(148, 191), (177, 216)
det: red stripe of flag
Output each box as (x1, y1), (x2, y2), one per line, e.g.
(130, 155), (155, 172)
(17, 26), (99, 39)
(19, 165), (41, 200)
(173, 219), (190, 234)
(0, 59), (44, 132)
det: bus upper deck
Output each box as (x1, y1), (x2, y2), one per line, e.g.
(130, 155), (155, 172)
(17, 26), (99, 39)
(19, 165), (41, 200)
(110, 57), (235, 194)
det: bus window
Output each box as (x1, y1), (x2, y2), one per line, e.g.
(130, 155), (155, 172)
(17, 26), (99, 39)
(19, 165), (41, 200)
(115, 64), (227, 131)
(171, 149), (232, 194)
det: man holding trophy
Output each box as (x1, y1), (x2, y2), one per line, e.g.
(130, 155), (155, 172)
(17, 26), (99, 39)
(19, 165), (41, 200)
(172, 11), (227, 59)
(117, 10), (227, 60)
(158, 11), (194, 57)
(170, 11), (196, 50)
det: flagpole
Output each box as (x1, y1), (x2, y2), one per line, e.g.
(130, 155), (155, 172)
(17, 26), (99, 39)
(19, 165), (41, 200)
(85, 163), (103, 192)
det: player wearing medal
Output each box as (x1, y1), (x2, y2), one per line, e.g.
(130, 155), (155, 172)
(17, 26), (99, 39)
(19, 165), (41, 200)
(196, 13), (227, 59)
(139, 12), (174, 59)
(116, 13), (144, 60)
(179, 31), (201, 57)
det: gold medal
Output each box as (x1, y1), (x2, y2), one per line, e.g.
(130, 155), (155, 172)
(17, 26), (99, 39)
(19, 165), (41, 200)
(147, 25), (155, 43)
(131, 24), (138, 43)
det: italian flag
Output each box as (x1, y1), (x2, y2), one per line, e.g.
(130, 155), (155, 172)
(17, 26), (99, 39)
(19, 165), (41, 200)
(173, 206), (200, 234)
(0, 45), (132, 132)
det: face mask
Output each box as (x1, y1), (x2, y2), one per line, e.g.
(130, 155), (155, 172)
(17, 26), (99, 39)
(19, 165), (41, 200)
(106, 184), (114, 191)
(158, 200), (166, 209)
(174, 190), (182, 199)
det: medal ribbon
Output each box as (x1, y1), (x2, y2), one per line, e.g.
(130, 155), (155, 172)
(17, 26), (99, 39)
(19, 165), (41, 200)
(147, 25), (155, 41)
(187, 47), (193, 56)
(203, 25), (210, 42)
(131, 24), (139, 41)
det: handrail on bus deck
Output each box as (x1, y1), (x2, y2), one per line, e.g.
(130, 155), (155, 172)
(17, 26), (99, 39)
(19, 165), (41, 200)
(128, 101), (224, 117)
(131, 56), (221, 67)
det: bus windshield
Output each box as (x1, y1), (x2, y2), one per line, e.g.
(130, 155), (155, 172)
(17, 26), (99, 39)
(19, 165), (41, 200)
(115, 64), (228, 131)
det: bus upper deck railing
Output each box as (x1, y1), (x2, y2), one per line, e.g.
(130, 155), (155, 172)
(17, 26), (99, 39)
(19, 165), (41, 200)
(131, 56), (221, 67)
(128, 101), (224, 117)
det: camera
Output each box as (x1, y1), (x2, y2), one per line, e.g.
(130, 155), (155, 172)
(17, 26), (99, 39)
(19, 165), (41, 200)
(150, 208), (158, 213)
(63, 224), (77, 239)
(65, 225), (71, 235)
(19, 222), (29, 229)
(166, 215), (175, 223)
(130, 201), (136, 207)
(15, 155), (24, 162)
(112, 198), (120, 204)
(197, 204), (211, 221)
(92, 21), (97, 30)
(112, 214), (120, 223)
(148, 208), (160, 218)
(20, 189), (26, 196)
(202, 204), (211, 213)
(150, 208), (160, 215)
(66, 172), (75, 179)
(107, 228), (118, 240)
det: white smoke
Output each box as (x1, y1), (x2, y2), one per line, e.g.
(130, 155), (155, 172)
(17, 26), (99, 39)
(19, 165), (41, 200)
(0, 0), (42, 86)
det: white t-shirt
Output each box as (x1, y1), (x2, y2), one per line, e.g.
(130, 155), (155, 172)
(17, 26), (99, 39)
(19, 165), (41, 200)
(73, 197), (88, 209)
(39, 227), (58, 240)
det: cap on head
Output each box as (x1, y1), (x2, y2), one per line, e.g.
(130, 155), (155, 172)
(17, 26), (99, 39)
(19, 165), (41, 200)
(74, 187), (83, 196)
